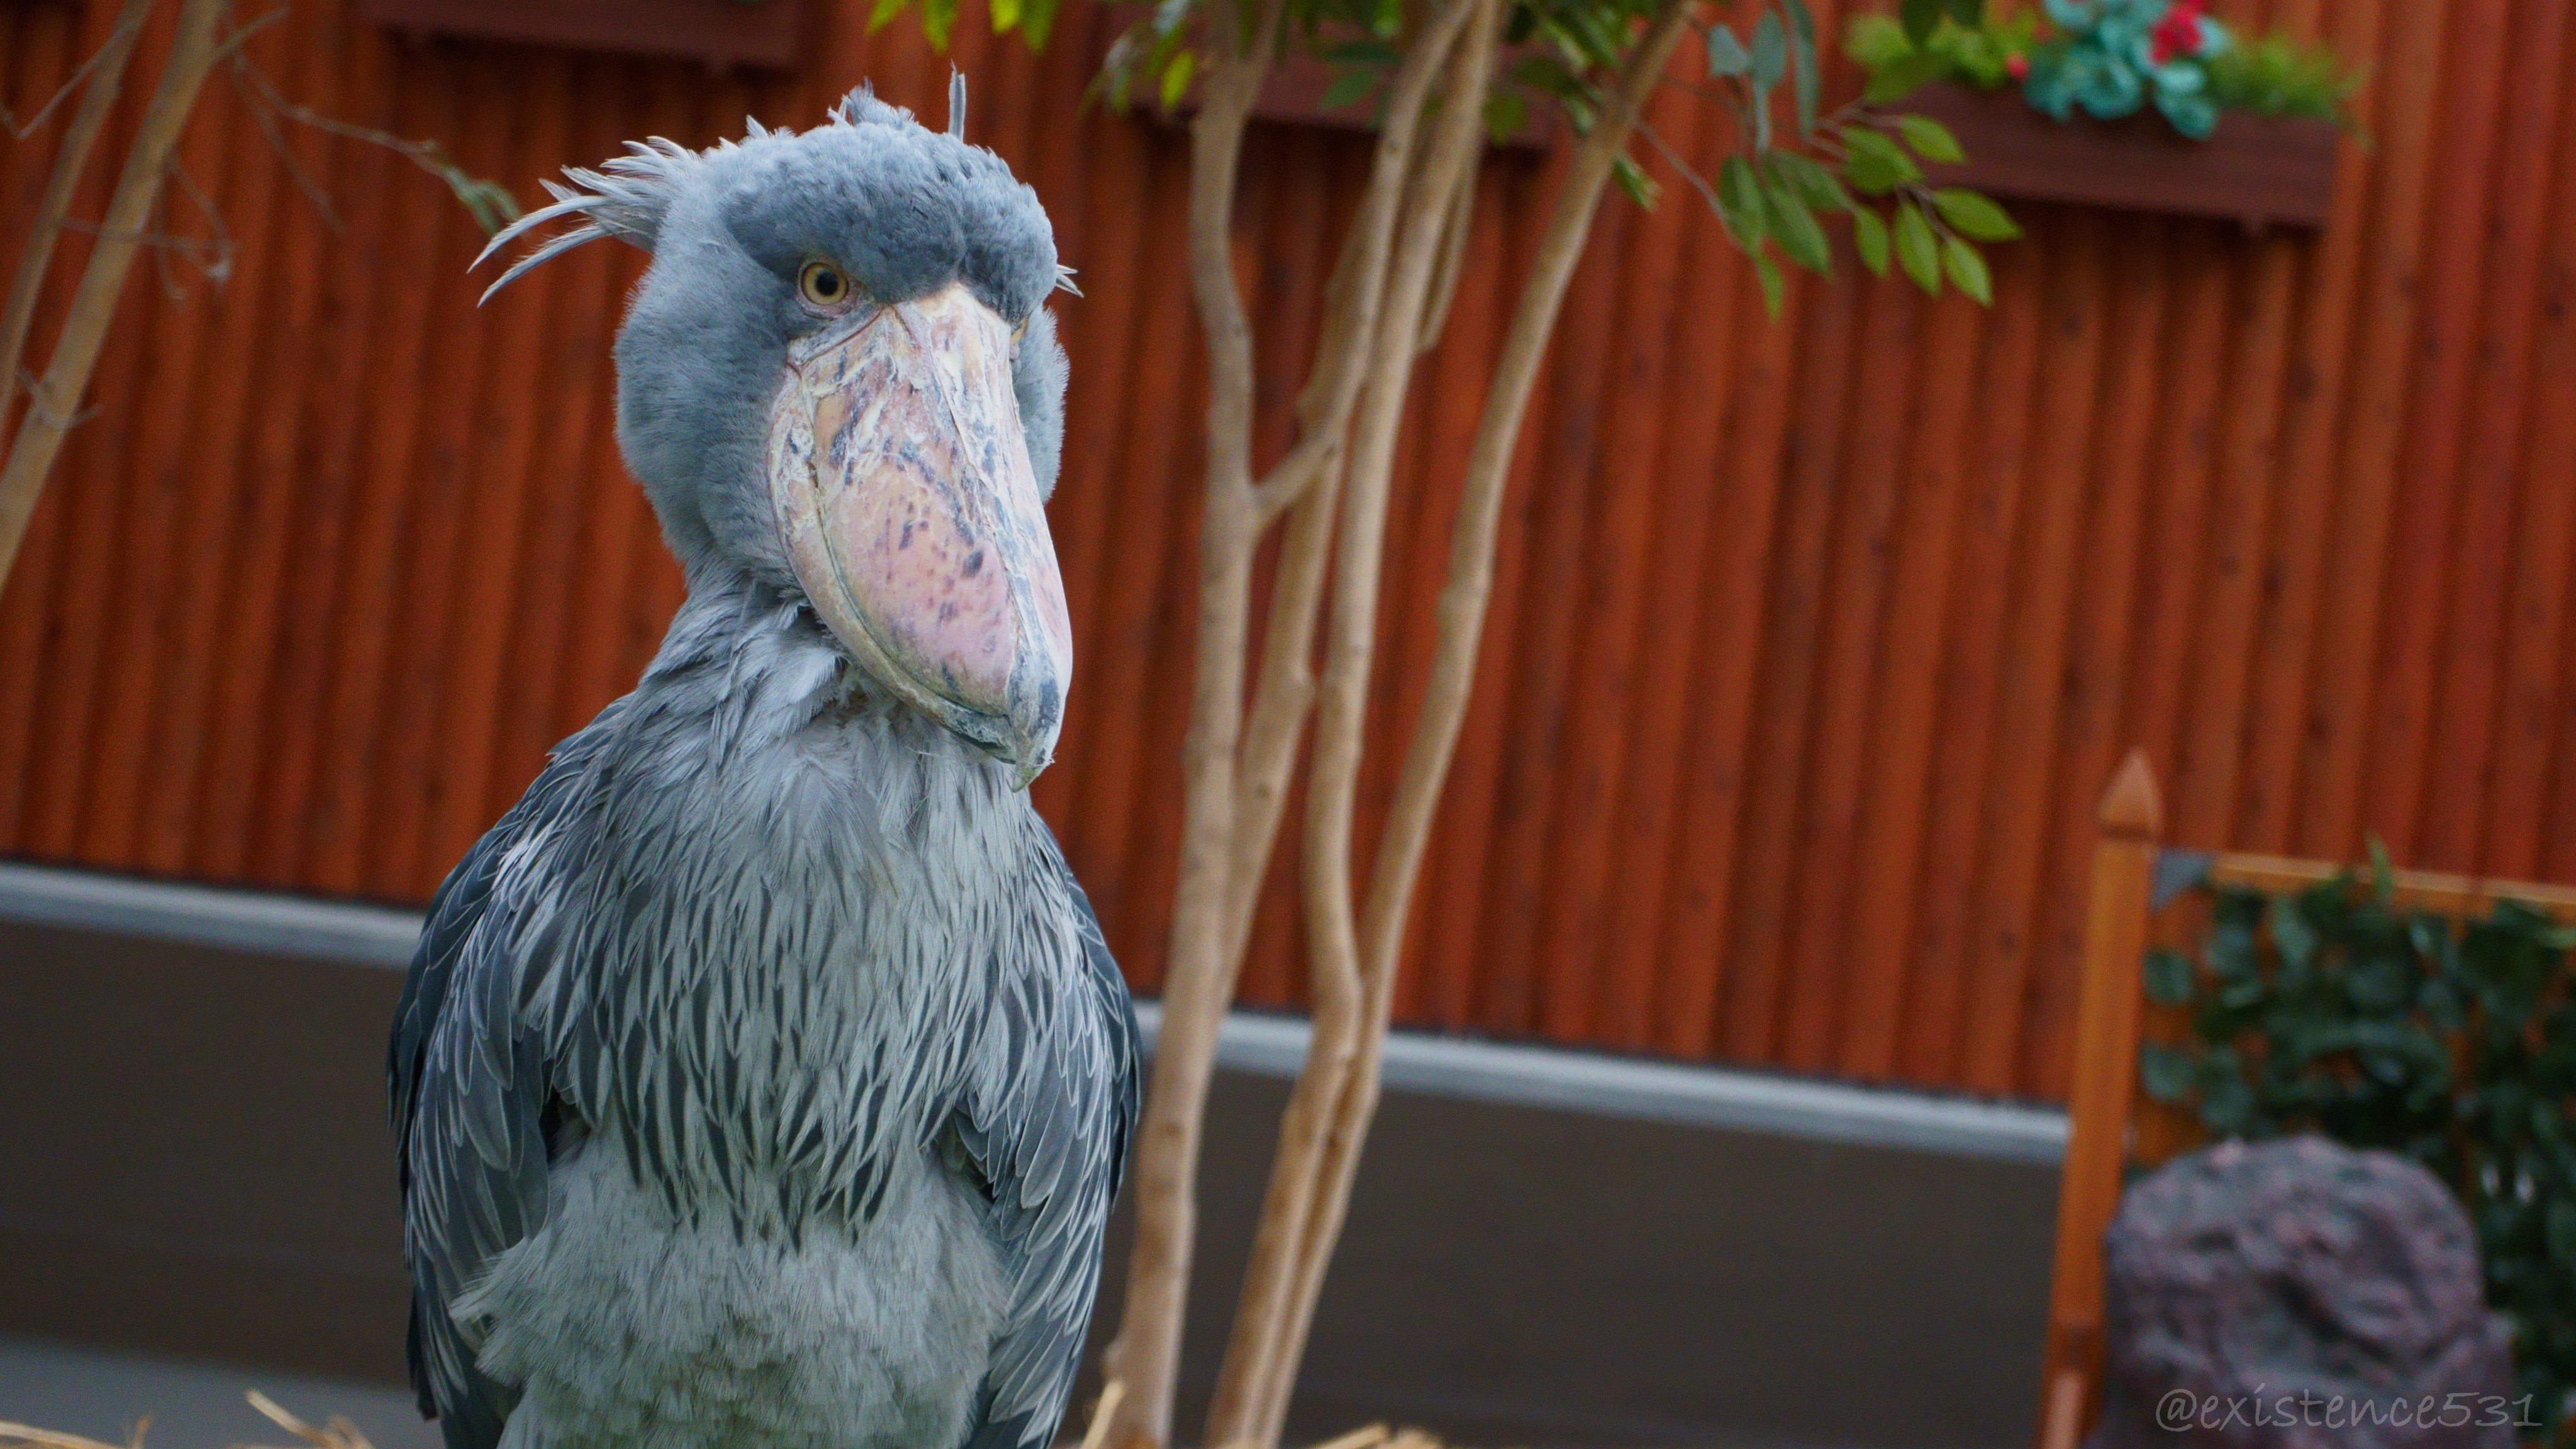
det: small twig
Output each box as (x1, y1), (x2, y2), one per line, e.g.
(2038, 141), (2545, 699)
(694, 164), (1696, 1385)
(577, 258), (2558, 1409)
(238, 1388), (377, 1449)
(16, 366), (104, 431)
(203, 2), (293, 70)
(222, 21), (521, 236)
(1633, 113), (1723, 216)
(1074, 1381), (1126, 1449)
(1305, 1426), (1391, 1449)
(0, 5), (150, 140)
(227, 53), (341, 229)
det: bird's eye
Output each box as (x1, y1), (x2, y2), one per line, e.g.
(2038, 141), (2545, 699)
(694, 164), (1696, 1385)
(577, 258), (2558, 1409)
(799, 261), (853, 309)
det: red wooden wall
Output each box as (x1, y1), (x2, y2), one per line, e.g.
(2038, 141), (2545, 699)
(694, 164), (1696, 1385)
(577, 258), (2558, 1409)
(5, 0), (2573, 1102)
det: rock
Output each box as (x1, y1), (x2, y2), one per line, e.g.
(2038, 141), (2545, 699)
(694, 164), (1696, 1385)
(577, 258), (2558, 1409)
(2085, 1135), (2522, 1449)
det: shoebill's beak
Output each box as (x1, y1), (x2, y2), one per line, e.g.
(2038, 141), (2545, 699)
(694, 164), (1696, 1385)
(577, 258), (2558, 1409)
(767, 282), (1073, 787)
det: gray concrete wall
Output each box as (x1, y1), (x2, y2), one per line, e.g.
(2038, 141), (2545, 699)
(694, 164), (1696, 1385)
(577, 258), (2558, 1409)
(0, 899), (2061, 1448)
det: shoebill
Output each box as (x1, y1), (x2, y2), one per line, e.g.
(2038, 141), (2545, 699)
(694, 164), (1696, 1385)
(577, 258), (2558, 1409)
(389, 81), (1140, 1449)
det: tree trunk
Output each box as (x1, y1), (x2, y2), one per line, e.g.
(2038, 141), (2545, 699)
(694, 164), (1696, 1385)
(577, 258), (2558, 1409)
(1098, 11), (1279, 1442)
(1248, 7), (1693, 1441)
(1211, 3), (1501, 1441)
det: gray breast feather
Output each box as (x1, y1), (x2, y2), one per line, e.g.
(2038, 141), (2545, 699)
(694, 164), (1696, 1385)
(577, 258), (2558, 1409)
(389, 674), (1140, 1449)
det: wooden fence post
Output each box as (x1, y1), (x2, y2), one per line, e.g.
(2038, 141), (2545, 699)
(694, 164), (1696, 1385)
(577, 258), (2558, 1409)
(2036, 748), (2161, 1449)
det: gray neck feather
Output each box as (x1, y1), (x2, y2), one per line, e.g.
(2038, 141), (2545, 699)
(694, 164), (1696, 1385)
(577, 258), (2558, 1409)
(518, 574), (1072, 1238)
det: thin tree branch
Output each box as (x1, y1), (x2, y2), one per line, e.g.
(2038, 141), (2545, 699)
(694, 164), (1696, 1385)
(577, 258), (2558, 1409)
(0, 0), (154, 443)
(0, 0), (230, 589)
(1412, 145), (1478, 353)
(1363, 0), (1698, 1048)
(1247, 7), (1698, 1441)
(1363, 0), (1693, 991)
(0, 0), (152, 140)
(1217, 4), (1504, 1442)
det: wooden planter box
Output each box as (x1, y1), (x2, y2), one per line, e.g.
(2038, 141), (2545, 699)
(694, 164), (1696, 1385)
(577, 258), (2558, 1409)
(354, 0), (811, 71)
(1903, 80), (2341, 230)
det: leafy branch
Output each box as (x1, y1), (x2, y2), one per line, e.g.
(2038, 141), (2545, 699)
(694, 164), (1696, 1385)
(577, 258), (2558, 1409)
(1691, 0), (2017, 313)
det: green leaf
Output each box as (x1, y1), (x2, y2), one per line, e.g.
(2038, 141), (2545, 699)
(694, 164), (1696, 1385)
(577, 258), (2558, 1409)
(1321, 38), (1402, 64)
(1750, 11), (1788, 87)
(2273, 897), (2320, 970)
(1851, 206), (1890, 275)
(1763, 174), (1831, 273)
(1021, 0), (1061, 47)
(1946, 0), (1983, 23)
(1843, 128), (1921, 194)
(1770, 151), (1852, 212)
(991, 0), (1022, 34)
(1900, 0), (1943, 45)
(2145, 949), (2197, 1007)
(921, 0), (958, 48)
(1748, 12), (1786, 150)
(1320, 67), (1376, 110)
(2141, 1043), (2199, 1102)
(1614, 154), (1661, 209)
(1931, 187), (2021, 240)
(869, 0), (908, 33)
(1707, 23), (1751, 77)
(2550, 1199), (2576, 1267)
(1752, 250), (1785, 318)
(1717, 154), (1768, 249)
(1483, 91), (1528, 145)
(1894, 201), (1939, 294)
(1941, 235), (1991, 304)
(1846, 15), (1914, 71)
(1895, 114), (1965, 164)
(1160, 48), (1197, 110)
(1861, 51), (1944, 104)
(1786, 0), (1819, 135)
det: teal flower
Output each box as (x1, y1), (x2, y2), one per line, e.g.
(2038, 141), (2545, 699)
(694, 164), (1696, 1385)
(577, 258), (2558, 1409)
(2025, 0), (2234, 138)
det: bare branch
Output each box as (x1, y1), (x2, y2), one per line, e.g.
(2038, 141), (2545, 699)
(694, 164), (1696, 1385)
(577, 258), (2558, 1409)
(0, 0), (153, 438)
(1634, 111), (1724, 217)
(0, 0), (231, 588)
(1360, 0), (1697, 1024)
(0, 1), (150, 140)
(224, 24), (523, 236)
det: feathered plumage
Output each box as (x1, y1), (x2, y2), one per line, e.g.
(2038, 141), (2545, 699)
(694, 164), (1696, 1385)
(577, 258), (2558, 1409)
(392, 85), (1135, 1449)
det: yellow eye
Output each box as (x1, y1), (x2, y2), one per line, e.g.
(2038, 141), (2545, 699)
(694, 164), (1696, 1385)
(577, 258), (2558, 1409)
(798, 261), (853, 309)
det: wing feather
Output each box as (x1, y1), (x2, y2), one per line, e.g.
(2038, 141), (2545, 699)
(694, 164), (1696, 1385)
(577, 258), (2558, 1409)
(389, 713), (618, 1449)
(953, 866), (1143, 1449)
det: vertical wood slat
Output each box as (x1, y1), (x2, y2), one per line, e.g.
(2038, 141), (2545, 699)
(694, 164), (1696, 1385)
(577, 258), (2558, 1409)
(2036, 748), (2161, 1446)
(4, 0), (2573, 1104)
(2230, 0), (2389, 855)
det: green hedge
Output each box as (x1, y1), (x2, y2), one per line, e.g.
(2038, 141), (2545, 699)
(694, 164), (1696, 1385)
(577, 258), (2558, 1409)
(2142, 855), (2576, 1441)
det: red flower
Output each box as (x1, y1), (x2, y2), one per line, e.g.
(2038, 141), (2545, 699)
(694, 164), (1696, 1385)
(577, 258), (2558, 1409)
(2149, 0), (2209, 65)
(2005, 52), (2030, 80)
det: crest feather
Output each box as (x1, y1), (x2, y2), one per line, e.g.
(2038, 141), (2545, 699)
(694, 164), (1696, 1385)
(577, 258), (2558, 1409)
(473, 136), (708, 304)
